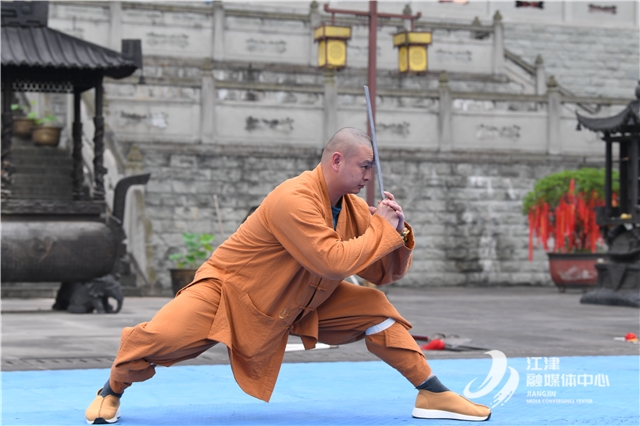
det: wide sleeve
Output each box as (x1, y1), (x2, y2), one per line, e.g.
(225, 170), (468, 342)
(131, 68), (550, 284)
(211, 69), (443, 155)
(356, 222), (415, 285)
(267, 189), (405, 280)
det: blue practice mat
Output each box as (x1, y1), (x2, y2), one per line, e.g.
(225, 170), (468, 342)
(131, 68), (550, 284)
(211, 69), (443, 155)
(2, 355), (638, 425)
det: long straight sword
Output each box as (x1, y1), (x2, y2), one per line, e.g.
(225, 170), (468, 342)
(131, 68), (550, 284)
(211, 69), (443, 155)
(364, 85), (385, 201)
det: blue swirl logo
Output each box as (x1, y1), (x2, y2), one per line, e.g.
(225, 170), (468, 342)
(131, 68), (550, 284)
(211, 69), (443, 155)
(463, 350), (520, 407)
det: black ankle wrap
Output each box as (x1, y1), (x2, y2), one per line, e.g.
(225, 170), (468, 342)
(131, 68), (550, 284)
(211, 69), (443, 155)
(99, 380), (123, 398)
(416, 375), (450, 393)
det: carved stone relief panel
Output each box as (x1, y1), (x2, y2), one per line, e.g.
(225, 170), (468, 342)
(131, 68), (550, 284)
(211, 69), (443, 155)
(106, 84), (199, 102)
(49, 3), (110, 21)
(122, 8), (211, 28)
(225, 16), (308, 32)
(215, 106), (323, 146)
(336, 108), (439, 149)
(429, 42), (492, 74)
(453, 99), (496, 112)
(146, 32), (190, 49)
(434, 48), (473, 63)
(245, 116), (294, 134)
(573, 2), (635, 25)
(452, 113), (546, 152)
(475, 124), (521, 142)
(163, 11), (213, 28)
(217, 90), (322, 107)
(121, 18), (212, 58)
(378, 121), (411, 137)
(109, 101), (199, 143)
(246, 38), (287, 54)
(338, 95), (438, 113)
(224, 30), (308, 64)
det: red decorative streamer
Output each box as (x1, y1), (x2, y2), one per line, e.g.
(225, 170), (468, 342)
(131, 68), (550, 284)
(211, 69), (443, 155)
(527, 178), (611, 260)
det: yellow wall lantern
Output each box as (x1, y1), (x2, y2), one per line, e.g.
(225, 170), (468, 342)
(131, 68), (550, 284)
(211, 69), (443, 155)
(393, 30), (432, 73)
(314, 24), (352, 70)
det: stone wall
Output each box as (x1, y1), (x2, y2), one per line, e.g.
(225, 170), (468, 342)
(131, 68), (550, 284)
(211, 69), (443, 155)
(38, 1), (634, 295)
(136, 141), (600, 294)
(504, 24), (640, 98)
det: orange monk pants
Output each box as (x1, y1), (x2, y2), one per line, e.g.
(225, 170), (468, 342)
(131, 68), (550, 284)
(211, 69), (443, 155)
(108, 279), (431, 394)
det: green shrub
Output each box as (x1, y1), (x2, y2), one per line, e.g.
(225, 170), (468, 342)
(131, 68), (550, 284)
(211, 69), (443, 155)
(168, 233), (215, 269)
(522, 168), (619, 215)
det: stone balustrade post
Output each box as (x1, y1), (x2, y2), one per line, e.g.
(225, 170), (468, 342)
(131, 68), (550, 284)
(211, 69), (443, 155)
(546, 75), (562, 155)
(323, 69), (338, 144)
(109, 2), (122, 51)
(492, 11), (504, 75)
(213, 1), (225, 61)
(438, 71), (453, 151)
(201, 58), (216, 143)
(535, 55), (546, 95)
(309, 1), (321, 66)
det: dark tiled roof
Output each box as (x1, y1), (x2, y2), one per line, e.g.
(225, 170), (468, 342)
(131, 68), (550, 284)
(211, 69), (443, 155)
(577, 82), (640, 135)
(1, 25), (137, 80)
(577, 100), (640, 134)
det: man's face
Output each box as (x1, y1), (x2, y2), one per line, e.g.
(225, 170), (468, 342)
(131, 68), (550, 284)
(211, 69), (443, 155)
(337, 143), (374, 195)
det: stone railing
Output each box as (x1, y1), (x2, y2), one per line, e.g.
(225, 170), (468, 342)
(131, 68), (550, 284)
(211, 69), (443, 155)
(102, 65), (631, 157)
(49, 0), (632, 157)
(49, 1), (499, 75)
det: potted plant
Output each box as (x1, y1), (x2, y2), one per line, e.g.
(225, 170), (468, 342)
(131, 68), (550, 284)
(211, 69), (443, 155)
(32, 114), (63, 147)
(523, 168), (619, 292)
(10, 101), (37, 138)
(168, 232), (215, 295)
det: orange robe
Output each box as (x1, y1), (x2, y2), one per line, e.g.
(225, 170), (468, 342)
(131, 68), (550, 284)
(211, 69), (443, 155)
(183, 164), (416, 401)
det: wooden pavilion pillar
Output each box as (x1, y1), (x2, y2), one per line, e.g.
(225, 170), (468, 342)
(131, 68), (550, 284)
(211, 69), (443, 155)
(93, 77), (106, 200)
(604, 134), (612, 217)
(72, 87), (83, 200)
(1, 79), (14, 198)
(629, 136), (639, 219)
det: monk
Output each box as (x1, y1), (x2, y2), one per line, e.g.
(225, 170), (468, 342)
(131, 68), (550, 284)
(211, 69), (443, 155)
(85, 127), (491, 424)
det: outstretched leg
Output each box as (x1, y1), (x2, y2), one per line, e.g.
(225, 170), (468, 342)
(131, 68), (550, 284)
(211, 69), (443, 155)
(85, 279), (222, 424)
(316, 282), (491, 422)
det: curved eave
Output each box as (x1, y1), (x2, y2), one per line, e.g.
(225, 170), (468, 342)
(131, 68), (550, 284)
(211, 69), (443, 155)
(1, 26), (138, 80)
(576, 100), (640, 134)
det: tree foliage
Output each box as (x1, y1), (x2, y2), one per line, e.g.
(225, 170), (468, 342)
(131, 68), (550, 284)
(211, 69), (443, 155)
(523, 168), (619, 258)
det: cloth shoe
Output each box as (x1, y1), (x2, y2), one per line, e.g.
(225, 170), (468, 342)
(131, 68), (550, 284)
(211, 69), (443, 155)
(85, 388), (121, 425)
(412, 389), (491, 421)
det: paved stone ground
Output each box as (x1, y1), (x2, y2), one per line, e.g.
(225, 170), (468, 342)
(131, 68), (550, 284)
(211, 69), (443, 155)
(2, 286), (638, 373)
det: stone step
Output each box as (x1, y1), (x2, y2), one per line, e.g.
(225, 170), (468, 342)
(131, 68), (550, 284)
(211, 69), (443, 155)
(12, 165), (73, 176)
(13, 174), (73, 186)
(10, 187), (74, 200)
(0, 283), (60, 299)
(11, 153), (72, 162)
(12, 146), (70, 158)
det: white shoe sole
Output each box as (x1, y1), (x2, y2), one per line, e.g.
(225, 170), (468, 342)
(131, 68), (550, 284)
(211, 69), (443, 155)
(412, 407), (490, 421)
(86, 407), (121, 424)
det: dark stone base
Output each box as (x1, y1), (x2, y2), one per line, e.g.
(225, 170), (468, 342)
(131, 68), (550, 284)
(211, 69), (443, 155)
(0, 282), (59, 299)
(581, 236), (640, 308)
(580, 287), (640, 308)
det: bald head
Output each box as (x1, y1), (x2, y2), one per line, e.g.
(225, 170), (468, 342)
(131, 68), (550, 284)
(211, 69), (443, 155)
(321, 127), (374, 206)
(321, 127), (372, 164)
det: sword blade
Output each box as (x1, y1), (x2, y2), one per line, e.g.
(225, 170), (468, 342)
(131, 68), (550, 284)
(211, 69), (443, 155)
(364, 85), (386, 201)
